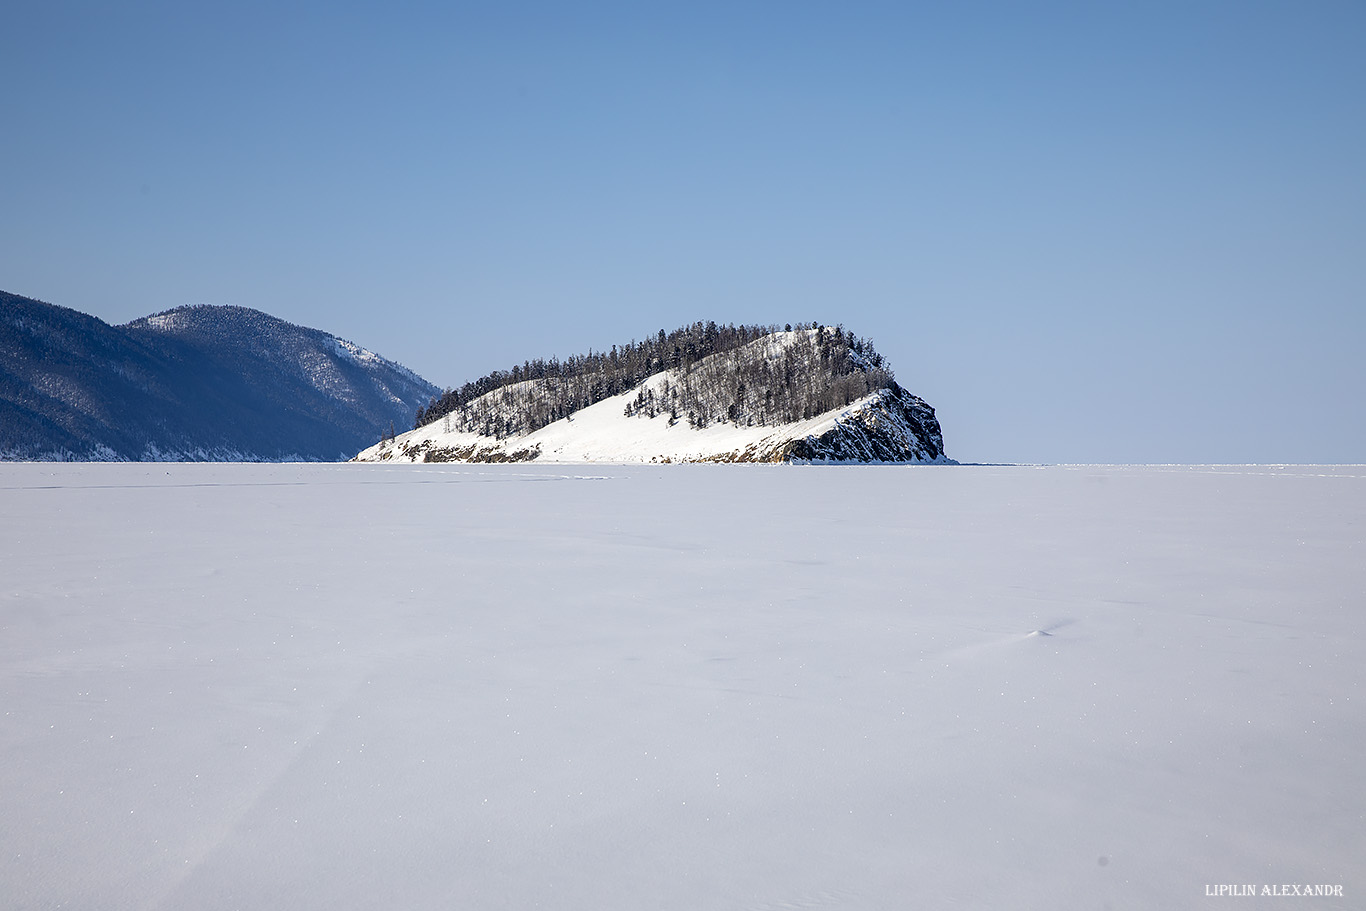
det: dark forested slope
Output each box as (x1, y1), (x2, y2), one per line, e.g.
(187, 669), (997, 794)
(1, 291), (438, 460)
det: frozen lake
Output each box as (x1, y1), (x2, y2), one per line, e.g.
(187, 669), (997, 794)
(2, 462), (1362, 909)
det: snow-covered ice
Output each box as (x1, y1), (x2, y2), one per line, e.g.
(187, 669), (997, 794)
(1, 462), (1362, 909)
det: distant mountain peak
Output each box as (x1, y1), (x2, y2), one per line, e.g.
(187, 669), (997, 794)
(1, 291), (439, 461)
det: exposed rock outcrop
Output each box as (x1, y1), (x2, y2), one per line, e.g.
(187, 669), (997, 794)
(782, 384), (945, 463)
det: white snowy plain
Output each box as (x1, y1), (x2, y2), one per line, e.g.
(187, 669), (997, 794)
(2, 462), (1362, 910)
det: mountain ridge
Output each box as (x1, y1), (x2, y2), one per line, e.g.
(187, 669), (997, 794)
(1, 290), (438, 461)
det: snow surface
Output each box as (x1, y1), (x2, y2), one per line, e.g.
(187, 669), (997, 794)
(1, 462), (1362, 910)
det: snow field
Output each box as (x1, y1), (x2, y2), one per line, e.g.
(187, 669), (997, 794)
(1, 463), (1362, 909)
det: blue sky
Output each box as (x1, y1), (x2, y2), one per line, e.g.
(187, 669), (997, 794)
(4, 1), (1363, 463)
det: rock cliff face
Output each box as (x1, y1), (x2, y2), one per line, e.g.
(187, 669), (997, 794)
(781, 384), (946, 463)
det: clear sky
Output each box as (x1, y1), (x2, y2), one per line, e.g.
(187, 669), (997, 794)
(3, 1), (1362, 464)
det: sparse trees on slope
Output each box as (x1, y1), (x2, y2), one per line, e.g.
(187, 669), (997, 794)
(415, 323), (894, 438)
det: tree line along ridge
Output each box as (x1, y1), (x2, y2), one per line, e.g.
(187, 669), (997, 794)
(413, 321), (896, 440)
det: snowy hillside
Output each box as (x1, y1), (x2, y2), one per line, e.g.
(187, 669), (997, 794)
(3, 462), (1361, 910)
(359, 328), (949, 464)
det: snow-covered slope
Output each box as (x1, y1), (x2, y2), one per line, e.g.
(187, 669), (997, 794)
(358, 381), (947, 464)
(357, 334), (949, 464)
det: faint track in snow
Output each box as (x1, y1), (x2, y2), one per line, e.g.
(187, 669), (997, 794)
(740, 884), (866, 910)
(143, 664), (382, 911)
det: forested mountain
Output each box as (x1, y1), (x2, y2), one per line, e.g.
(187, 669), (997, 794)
(415, 321), (892, 437)
(362, 322), (949, 464)
(0, 290), (438, 461)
